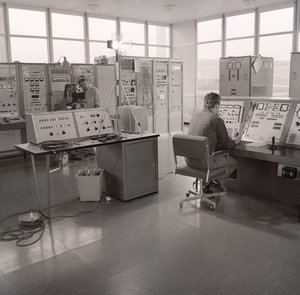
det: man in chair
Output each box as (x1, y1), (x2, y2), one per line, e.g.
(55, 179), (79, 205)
(186, 92), (240, 192)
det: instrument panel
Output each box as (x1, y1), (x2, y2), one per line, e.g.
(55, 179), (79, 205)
(219, 100), (244, 138)
(242, 101), (290, 143)
(286, 103), (300, 146)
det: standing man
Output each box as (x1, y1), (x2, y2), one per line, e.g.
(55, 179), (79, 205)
(186, 92), (240, 192)
(78, 77), (101, 109)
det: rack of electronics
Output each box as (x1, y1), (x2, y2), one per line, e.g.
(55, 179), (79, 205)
(0, 62), (116, 157)
(0, 58), (183, 158)
(111, 56), (183, 134)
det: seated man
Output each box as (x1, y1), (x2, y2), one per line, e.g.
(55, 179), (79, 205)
(78, 77), (101, 109)
(186, 92), (240, 192)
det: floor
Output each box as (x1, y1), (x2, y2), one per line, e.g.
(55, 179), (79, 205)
(0, 135), (299, 295)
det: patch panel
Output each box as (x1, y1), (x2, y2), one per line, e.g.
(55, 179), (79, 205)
(0, 64), (19, 114)
(21, 64), (48, 113)
(219, 101), (245, 138)
(120, 58), (137, 105)
(153, 59), (168, 133)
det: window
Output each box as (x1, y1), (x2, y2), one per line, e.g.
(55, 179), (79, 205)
(259, 7), (294, 96)
(120, 21), (145, 44)
(0, 5), (6, 62)
(0, 5), (5, 34)
(88, 17), (116, 62)
(149, 46), (169, 58)
(53, 40), (85, 63)
(89, 42), (115, 63)
(259, 34), (292, 96)
(149, 25), (169, 46)
(120, 21), (145, 57)
(197, 18), (222, 99)
(226, 13), (255, 38)
(225, 13), (255, 57)
(9, 8), (46, 36)
(88, 18), (116, 41)
(260, 7), (293, 35)
(0, 36), (6, 62)
(197, 42), (222, 94)
(226, 38), (254, 56)
(11, 37), (48, 63)
(148, 24), (170, 58)
(121, 44), (145, 57)
(8, 8), (48, 62)
(197, 18), (222, 42)
(51, 13), (83, 39)
(51, 12), (85, 63)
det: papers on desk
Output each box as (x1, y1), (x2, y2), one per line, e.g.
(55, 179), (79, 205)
(245, 142), (268, 147)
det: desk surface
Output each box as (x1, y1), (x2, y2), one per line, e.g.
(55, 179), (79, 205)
(15, 133), (159, 155)
(233, 142), (300, 165)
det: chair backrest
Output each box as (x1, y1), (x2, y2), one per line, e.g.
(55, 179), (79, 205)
(172, 134), (209, 161)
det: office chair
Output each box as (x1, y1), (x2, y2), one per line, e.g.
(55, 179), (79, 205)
(173, 134), (229, 210)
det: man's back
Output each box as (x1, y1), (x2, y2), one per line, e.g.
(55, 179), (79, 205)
(188, 109), (235, 153)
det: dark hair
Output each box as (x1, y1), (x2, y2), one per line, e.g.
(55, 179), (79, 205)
(204, 92), (221, 110)
(78, 77), (87, 84)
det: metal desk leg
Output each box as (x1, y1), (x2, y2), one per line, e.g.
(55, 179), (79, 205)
(31, 154), (41, 211)
(46, 154), (51, 219)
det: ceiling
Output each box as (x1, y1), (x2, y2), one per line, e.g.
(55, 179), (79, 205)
(6, 0), (287, 24)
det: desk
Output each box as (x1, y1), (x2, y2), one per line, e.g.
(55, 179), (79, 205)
(229, 142), (300, 220)
(0, 120), (26, 157)
(15, 133), (159, 217)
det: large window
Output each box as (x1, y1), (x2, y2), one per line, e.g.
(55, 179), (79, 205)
(259, 7), (294, 96)
(197, 18), (222, 98)
(9, 8), (48, 62)
(225, 12), (255, 56)
(148, 24), (170, 58)
(120, 21), (145, 56)
(88, 17), (116, 63)
(51, 12), (84, 63)
(0, 5), (6, 62)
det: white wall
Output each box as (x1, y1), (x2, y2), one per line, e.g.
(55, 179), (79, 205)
(172, 20), (196, 123)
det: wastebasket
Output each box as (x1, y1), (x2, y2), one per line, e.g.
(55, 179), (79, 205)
(75, 168), (104, 202)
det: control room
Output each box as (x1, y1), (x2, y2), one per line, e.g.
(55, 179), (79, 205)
(0, 0), (300, 294)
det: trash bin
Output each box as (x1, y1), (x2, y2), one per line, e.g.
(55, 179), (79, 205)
(76, 168), (103, 202)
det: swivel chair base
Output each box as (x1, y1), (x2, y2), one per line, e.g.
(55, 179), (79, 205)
(180, 179), (226, 211)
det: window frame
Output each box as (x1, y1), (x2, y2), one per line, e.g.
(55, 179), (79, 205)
(7, 4), (49, 62)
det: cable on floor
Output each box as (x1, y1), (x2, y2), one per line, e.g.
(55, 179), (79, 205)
(0, 210), (45, 247)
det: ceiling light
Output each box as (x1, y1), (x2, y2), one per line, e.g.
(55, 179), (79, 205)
(165, 4), (176, 11)
(87, 3), (99, 8)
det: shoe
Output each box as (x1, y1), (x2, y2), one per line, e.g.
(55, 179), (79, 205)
(210, 180), (225, 193)
(203, 185), (213, 194)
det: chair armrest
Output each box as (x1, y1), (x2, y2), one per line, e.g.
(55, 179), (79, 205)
(209, 149), (231, 174)
(209, 149), (231, 157)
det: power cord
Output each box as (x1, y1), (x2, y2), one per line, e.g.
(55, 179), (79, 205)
(0, 198), (102, 247)
(0, 210), (45, 247)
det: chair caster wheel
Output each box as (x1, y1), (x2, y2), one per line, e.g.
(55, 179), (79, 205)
(180, 202), (183, 208)
(210, 206), (215, 211)
(186, 193), (190, 198)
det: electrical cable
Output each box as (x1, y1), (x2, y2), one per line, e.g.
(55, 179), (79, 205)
(0, 209), (46, 247)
